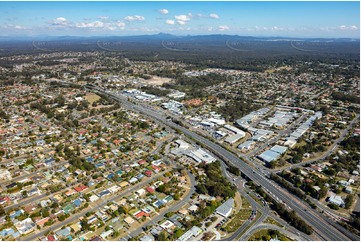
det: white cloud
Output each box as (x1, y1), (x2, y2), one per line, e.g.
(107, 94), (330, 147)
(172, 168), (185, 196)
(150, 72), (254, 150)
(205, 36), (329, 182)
(50, 17), (68, 26)
(218, 25), (230, 31)
(124, 15), (145, 21)
(271, 26), (284, 31)
(56, 17), (66, 22)
(175, 15), (190, 22)
(339, 25), (358, 30)
(116, 22), (126, 30)
(209, 13), (219, 19)
(159, 9), (169, 15)
(14, 25), (25, 30)
(177, 20), (187, 25)
(98, 16), (109, 20)
(166, 19), (175, 25)
(75, 21), (104, 28)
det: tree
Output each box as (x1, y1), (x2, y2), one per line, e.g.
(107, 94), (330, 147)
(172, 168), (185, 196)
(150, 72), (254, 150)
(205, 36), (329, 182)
(328, 203), (339, 210)
(158, 231), (168, 241)
(344, 194), (354, 209)
(0, 205), (5, 216)
(227, 165), (240, 176)
(319, 187), (328, 199)
(174, 228), (184, 238)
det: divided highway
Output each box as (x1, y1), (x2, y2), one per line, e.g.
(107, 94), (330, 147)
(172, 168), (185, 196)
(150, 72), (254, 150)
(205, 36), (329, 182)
(84, 85), (359, 241)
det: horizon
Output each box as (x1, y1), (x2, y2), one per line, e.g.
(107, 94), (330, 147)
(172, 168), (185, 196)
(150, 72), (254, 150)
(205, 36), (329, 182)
(0, 32), (360, 41)
(0, 1), (359, 38)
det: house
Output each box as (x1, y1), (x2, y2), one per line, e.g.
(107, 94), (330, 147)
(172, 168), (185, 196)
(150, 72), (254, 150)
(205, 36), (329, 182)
(129, 177), (138, 184)
(345, 186), (353, 194)
(98, 190), (111, 197)
(146, 186), (155, 194)
(339, 180), (350, 187)
(0, 196), (11, 205)
(0, 169), (12, 180)
(23, 204), (36, 214)
(108, 185), (120, 193)
(177, 226), (202, 241)
(119, 181), (129, 188)
(65, 189), (77, 197)
(144, 170), (152, 177)
(151, 165), (161, 173)
(74, 184), (88, 193)
(124, 216), (135, 226)
(89, 194), (99, 203)
(90, 236), (102, 241)
(160, 220), (175, 230)
(188, 205), (199, 213)
(136, 188), (146, 197)
(310, 165), (322, 172)
(40, 199), (52, 208)
(198, 194), (215, 201)
(163, 195), (174, 204)
(47, 234), (58, 241)
(14, 218), (36, 235)
(36, 217), (50, 227)
(55, 227), (71, 238)
(178, 208), (188, 216)
(133, 211), (150, 220)
(140, 234), (155, 241)
(328, 195), (345, 207)
(152, 200), (165, 208)
(70, 222), (82, 233)
(100, 229), (113, 240)
(73, 199), (82, 207)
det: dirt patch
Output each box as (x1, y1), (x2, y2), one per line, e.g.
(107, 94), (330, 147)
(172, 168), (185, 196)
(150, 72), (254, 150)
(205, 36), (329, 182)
(146, 76), (173, 86)
(265, 66), (292, 73)
(84, 93), (101, 104)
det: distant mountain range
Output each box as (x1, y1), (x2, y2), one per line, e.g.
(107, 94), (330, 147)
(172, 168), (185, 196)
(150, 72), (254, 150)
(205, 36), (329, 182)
(0, 33), (359, 42)
(0, 33), (358, 59)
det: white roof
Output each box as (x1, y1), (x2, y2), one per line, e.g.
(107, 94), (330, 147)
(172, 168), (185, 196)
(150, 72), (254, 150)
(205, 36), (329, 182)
(225, 133), (245, 144)
(238, 140), (255, 149)
(216, 198), (234, 217)
(224, 124), (245, 135)
(208, 118), (226, 126)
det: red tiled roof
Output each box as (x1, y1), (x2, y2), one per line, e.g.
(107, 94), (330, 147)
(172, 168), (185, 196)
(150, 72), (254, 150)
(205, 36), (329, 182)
(134, 211), (150, 219)
(74, 184), (88, 193)
(47, 235), (56, 241)
(146, 187), (155, 193)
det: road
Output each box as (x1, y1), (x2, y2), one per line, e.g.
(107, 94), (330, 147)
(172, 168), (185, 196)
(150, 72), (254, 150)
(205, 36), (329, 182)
(119, 171), (195, 240)
(242, 223), (310, 241)
(75, 83), (358, 240)
(21, 170), (170, 241)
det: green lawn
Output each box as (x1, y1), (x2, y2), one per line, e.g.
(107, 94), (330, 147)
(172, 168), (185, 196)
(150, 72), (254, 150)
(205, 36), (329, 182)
(224, 195), (252, 233)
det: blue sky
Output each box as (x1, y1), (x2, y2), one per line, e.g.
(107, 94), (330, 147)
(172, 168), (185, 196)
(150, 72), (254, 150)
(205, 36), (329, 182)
(0, 1), (359, 38)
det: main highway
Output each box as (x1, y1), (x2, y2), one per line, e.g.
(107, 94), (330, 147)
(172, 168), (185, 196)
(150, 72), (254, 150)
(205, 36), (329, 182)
(84, 85), (360, 241)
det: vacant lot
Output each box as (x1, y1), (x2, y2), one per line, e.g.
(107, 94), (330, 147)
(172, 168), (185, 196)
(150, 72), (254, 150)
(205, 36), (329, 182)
(146, 76), (173, 86)
(85, 93), (101, 104)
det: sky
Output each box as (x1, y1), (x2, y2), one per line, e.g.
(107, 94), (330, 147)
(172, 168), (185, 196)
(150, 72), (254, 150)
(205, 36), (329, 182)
(0, 1), (359, 38)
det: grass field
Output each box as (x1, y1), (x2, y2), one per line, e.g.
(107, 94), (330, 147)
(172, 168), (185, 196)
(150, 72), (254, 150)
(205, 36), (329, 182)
(264, 217), (282, 227)
(248, 229), (292, 241)
(85, 93), (101, 105)
(225, 195), (252, 233)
